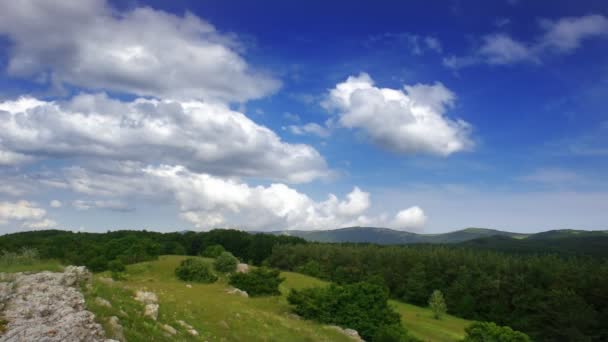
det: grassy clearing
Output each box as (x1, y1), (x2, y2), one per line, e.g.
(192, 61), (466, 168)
(0, 259), (63, 273)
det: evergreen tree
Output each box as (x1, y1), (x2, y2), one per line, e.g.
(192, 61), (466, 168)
(428, 290), (447, 319)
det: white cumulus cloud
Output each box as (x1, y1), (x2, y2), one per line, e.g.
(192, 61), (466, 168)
(323, 73), (472, 156)
(141, 165), (423, 231)
(390, 206), (427, 230)
(0, 200), (56, 230)
(0, 94), (329, 183)
(0, 0), (280, 102)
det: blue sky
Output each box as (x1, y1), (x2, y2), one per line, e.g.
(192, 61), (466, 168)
(0, 0), (606, 234)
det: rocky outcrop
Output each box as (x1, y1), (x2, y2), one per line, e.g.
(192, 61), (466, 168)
(0, 267), (113, 342)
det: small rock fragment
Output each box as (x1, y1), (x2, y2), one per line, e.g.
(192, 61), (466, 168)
(161, 324), (177, 335)
(226, 287), (248, 298)
(134, 290), (158, 304)
(95, 297), (112, 308)
(144, 303), (159, 320)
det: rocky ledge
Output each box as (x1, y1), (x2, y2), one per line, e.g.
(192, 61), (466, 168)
(0, 266), (115, 342)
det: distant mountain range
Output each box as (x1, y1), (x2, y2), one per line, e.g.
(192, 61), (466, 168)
(265, 226), (607, 245)
(265, 227), (526, 244)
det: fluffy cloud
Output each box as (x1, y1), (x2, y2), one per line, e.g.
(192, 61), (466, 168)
(0, 0), (279, 102)
(0, 200), (56, 229)
(390, 206), (427, 230)
(444, 14), (608, 69)
(0, 94), (329, 183)
(142, 165), (424, 231)
(323, 73), (472, 156)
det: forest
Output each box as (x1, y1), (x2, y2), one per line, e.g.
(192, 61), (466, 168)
(1, 228), (606, 341)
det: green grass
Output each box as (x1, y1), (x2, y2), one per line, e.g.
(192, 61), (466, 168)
(0, 259), (63, 273)
(392, 301), (470, 342)
(85, 256), (352, 342)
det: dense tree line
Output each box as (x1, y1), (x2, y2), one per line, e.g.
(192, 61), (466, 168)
(0, 229), (305, 272)
(268, 243), (608, 341)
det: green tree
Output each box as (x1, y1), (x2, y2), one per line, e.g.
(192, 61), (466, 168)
(429, 290), (447, 320)
(175, 258), (217, 283)
(201, 244), (225, 258)
(287, 281), (406, 341)
(214, 251), (238, 273)
(462, 322), (531, 342)
(229, 267), (284, 296)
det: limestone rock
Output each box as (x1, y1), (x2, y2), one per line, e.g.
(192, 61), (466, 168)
(236, 263), (249, 273)
(177, 320), (199, 336)
(95, 297), (112, 308)
(134, 290), (157, 304)
(161, 324), (177, 335)
(144, 303), (159, 320)
(226, 287), (248, 298)
(107, 316), (125, 341)
(0, 267), (110, 342)
(328, 325), (364, 341)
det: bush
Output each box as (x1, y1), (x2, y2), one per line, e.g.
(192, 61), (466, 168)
(373, 324), (419, 342)
(229, 267), (284, 296)
(175, 258), (218, 283)
(462, 322), (531, 342)
(108, 259), (126, 272)
(201, 244), (226, 258)
(214, 251), (238, 273)
(287, 281), (407, 341)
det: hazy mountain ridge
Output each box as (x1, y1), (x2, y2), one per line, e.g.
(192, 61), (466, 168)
(266, 227), (604, 245)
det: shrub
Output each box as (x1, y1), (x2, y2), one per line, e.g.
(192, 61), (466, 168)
(462, 322), (531, 342)
(229, 267), (284, 296)
(287, 281), (407, 341)
(428, 290), (447, 319)
(214, 251), (238, 273)
(373, 324), (419, 342)
(175, 258), (218, 283)
(86, 256), (109, 272)
(108, 259), (126, 273)
(201, 244), (226, 258)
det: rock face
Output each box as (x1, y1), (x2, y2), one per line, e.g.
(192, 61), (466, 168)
(0, 267), (113, 342)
